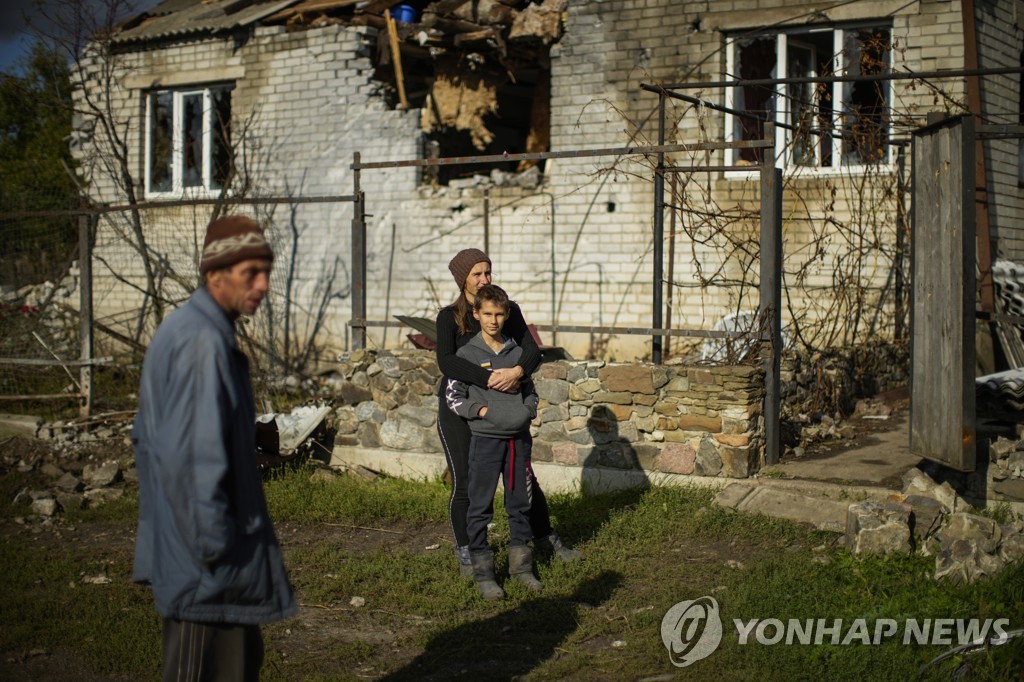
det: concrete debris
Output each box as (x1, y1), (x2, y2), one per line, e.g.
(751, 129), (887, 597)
(82, 461), (121, 487)
(489, 165), (542, 188)
(5, 417), (133, 520)
(83, 488), (125, 505)
(839, 466), (1024, 584)
(255, 403), (332, 469)
(81, 574), (111, 585)
(56, 472), (83, 492)
(988, 433), (1024, 484)
(845, 500), (912, 556)
(900, 494), (945, 538)
(852, 399), (892, 419)
(7, 398), (332, 524)
(31, 497), (59, 517)
(55, 492), (85, 511)
(900, 467), (970, 515)
(933, 512), (1022, 585)
(934, 537), (1004, 585)
(0, 413), (44, 438)
(260, 405), (332, 454)
(938, 513), (1002, 554)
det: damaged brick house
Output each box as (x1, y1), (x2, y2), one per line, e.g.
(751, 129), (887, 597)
(73, 0), (1023, 362)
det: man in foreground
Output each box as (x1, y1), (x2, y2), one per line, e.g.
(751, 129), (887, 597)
(132, 216), (296, 681)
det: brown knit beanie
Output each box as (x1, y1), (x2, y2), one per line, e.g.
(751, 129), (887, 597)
(200, 216), (274, 275)
(448, 248), (491, 290)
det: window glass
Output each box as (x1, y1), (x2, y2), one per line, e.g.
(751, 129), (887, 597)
(727, 24), (891, 170)
(149, 92), (173, 192)
(786, 32), (834, 167)
(182, 93), (204, 188)
(733, 36), (776, 164)
(145, 85), (233, 194)
(211, 86), (232, 190)
(841, 28), (891, 165)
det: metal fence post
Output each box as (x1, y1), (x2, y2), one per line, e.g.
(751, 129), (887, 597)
(351, 152), (367, 350)
(78, 210), (93, 417)
(652, 92), (666, 364)
(760, 124), (781, 465)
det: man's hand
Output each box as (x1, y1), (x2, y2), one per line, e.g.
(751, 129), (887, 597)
(478, 406), (489, 418)
(487, 366), (524, 393)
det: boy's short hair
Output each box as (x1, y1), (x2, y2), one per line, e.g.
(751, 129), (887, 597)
(474, 284), (510, 312)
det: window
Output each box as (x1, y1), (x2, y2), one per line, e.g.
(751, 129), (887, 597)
(725, 24), (892, 170)
(145, 85), (233, 195)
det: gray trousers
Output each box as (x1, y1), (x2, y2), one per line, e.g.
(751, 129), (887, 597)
(466, 433), (534, 552)
(162, 618), (263, 682)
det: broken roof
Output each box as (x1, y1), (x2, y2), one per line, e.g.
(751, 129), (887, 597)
(113, 0), (305, 44)
(112, 0), (566, 53)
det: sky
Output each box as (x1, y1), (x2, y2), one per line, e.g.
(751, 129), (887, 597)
(0, 0), (162, 74)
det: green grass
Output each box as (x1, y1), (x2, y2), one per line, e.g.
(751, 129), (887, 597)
(1, 465), (1021, 680)
(264, 466), (450, 525)
(0, 493), (160, 676)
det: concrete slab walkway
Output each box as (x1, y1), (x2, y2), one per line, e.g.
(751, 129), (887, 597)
(332, 410), (1024, 532)
(713, 414), (923, 532)
(713, 481), (895, 533)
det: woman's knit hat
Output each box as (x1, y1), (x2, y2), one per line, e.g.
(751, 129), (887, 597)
(448, 248), (491, 290)
(200, 216), (274, 275)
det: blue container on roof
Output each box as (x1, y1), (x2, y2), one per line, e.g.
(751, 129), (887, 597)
(391, 4), (419, 23)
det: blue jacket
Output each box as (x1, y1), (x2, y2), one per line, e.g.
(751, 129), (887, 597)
(131, 287), (297, 625)
(445, 333), (539, 438)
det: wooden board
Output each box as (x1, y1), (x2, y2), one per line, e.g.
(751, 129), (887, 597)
(910, 117), (976, 471)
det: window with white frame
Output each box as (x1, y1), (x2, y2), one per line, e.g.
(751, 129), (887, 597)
(145, 84), (233, 195)
(725, 23), (892, 170)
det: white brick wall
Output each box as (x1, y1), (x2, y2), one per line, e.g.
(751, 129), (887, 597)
(976, 0), (1024, 261)
(71, 0), (1022, 361)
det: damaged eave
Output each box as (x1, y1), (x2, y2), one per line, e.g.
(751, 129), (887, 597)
(265, 0), (565, 49)
(110, 0), (565, 48)
(109, 0), (306, 46)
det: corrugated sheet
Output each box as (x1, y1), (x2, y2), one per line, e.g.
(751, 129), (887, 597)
(994, 259), (1024, 319)
(992, 258), (1024, 368)
(113, 0), (304, 44)
(977, 368), (1024, 402)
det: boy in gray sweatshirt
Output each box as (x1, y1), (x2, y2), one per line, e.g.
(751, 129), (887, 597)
(445, 284), (543, 599)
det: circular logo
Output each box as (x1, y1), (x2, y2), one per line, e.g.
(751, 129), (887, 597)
(660, 596), (723, 667)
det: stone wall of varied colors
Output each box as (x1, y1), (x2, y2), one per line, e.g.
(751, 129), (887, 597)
(331, 349), (764, 479)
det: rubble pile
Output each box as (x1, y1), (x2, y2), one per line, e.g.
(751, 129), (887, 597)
(783, 398), (897, 458)
(5, 402), (334, 523)
(1, 276), (81, 362)
(4, 414), (136, 522)
(845, 467), (1024, 583)
(989, 435), (1024, 484)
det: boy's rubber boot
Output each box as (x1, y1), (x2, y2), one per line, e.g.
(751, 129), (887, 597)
(537, 530), (582, 561)
(470, 550), (505, 601)
(455, 545), (473, 578)
(508, 545), (544, 592)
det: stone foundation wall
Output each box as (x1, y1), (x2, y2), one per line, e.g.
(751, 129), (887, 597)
(332, 350), (765, 479)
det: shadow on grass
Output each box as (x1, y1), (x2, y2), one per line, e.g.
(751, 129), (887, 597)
(379, 570), (623, 681)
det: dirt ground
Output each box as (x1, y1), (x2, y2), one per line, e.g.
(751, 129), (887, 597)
(0, 502), (451, 681)
(0, 402), (909, 681)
